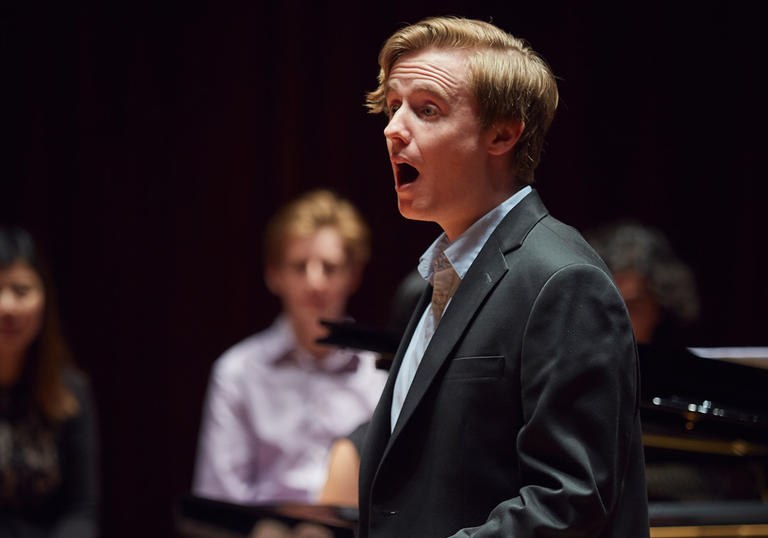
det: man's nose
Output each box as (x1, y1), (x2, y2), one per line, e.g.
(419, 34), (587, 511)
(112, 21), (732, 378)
(305, 260), (328, 289)
(383, 107), (411, 146)
(0, 289), (15, 311)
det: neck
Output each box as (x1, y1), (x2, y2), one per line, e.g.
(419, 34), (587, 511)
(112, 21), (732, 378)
(442, 184), (524, 242)
(0, 351), (25, 387)
(306, 343), (332, 360)
(295, 332), (333, 360)
(289, 317), (334, 361)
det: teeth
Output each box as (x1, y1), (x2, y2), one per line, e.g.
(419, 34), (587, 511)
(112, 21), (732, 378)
(398, 163), (419, 184)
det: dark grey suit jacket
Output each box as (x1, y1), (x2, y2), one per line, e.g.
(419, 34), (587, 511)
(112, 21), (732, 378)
(358, 191), (649, 537)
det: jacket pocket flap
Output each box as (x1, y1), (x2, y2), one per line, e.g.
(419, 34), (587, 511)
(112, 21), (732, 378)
(444, 355), (504, 380)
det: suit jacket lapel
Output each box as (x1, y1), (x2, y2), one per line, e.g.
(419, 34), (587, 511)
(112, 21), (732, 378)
(360, 284), (432, 496)
(386, 242), (508, 446)
(385, 286), (433, 391)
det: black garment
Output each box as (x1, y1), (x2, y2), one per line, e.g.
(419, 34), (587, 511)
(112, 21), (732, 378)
(0, 370), (99, 538)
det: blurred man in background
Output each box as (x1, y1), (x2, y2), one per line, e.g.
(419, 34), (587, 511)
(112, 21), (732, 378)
(193, 189), (387, 504)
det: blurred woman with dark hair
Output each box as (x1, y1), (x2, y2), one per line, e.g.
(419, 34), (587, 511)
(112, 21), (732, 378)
(0, 227), (98, 537)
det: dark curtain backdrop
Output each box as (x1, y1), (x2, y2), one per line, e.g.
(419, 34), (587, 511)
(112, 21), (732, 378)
(2, 2), (766, 537)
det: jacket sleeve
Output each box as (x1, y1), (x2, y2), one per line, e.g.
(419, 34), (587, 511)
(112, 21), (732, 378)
(450, 263), (640, 537)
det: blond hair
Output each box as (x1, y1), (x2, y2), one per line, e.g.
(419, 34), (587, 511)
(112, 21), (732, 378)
(264, 189), (371, 267)
(366, 16), (559, 184)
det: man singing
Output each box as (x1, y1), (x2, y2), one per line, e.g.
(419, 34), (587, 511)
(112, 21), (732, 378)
(357, 17), (649, 537)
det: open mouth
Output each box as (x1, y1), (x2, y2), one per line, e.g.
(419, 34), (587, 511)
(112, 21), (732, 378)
(397, 163), (419, 185)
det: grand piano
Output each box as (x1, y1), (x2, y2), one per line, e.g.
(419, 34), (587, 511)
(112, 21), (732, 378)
(176, 327), (768, 538)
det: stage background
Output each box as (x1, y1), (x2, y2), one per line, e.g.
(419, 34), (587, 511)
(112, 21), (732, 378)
(2, 2), (766, 536)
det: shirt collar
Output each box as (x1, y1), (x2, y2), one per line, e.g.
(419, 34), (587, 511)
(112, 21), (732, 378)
(418, 186), (532, 283)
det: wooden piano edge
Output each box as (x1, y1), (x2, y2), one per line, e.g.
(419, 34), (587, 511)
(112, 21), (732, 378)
(650, 523), (768, 537)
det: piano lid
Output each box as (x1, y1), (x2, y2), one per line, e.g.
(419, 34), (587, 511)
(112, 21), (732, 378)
(688, 346), (768, 370)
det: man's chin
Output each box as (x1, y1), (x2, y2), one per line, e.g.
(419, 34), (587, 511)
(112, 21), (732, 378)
(397, 200), (432, 223)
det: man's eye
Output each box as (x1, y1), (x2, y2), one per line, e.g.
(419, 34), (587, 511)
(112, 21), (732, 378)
(288, 262), (306, 274)
(422, 105), (437, 117)
(323, 263), (340, 276)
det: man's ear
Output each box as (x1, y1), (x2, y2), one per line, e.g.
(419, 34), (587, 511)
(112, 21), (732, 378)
(487, 119), (525, 156)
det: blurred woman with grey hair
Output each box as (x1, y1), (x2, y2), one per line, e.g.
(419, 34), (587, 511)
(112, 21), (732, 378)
(587, 221), (700, 345)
